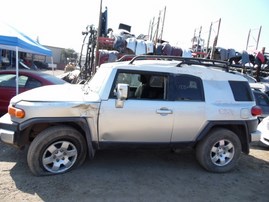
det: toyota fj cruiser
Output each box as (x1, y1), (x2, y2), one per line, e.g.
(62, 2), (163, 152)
(0, 56), (262, 176)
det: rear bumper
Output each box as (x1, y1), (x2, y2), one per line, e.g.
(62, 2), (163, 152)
(250, 130), (261, 142)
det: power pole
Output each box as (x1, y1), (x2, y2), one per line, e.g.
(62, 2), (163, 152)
(155, 10), (161, 44)
(256, 26), (262, 50)
(197, 26), (202, 52)
(246, 26), (262, 51)
(206, 22), (212, 54)
(94, 0), (103, 75)
(159, 6), (166, 41)
(210, 18), (221, 59)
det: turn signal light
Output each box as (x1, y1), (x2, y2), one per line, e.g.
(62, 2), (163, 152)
(251, 106), (262, 116)
(8, 106), (25, 118)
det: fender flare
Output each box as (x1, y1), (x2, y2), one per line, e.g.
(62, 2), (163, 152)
(196, 121), (250, 153)
(20, 117), (95, 158)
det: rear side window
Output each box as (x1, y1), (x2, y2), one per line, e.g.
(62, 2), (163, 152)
(0, 74), (39, 88)
(173, 75), (204, 101)
(229, 81), (254, 101)
(24, 77), (42, 88)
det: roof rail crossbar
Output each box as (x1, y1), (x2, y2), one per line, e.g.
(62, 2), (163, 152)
(176, 58), (230, 72)
(128, 55), (184, 64)
(129, 55), (230, 72)
(117, 54), (136, 62)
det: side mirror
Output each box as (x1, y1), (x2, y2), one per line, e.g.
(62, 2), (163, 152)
(115, 83), (129, 108)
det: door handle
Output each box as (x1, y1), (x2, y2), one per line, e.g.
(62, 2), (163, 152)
(156, 107), (173, 115)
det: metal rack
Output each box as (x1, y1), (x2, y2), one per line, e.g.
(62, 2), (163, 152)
(128, 55), (230, 72)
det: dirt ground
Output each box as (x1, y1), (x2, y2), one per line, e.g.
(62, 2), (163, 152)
(0, 140), (268, 202)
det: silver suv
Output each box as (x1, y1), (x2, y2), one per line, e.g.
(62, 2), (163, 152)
(0, 56), (262, 176)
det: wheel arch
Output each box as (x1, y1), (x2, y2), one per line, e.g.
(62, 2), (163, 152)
(19, 117), (95, 158)
(196, 121), (251, 154)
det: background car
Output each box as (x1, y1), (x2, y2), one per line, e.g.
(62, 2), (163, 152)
(0, 70), (67, 116)
(257, 115), (269, 147)
(252, 89), (269, 122)
(33, 61), (49, 69)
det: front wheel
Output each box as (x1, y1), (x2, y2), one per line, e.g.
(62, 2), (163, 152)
(27, 126), (87, 176)
(196, 128), (242, 173)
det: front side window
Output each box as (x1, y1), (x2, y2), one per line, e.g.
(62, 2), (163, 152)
(24, 77), (42, 88)
(111, 71), (167, 100)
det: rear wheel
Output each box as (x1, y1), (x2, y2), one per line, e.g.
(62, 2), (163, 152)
(27, 126), (87, 176)
(196, 128), (242, 173)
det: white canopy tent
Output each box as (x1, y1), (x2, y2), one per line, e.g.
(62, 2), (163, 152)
(0, 21), (52, 94)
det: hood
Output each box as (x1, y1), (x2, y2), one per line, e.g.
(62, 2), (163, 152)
(10, 84), (99, 103)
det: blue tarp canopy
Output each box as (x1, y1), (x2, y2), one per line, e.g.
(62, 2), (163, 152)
(0, 22), (52, 56)
(0, 22), (53, 94)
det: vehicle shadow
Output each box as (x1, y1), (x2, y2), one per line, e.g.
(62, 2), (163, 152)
(2, 145), (269, 202)
(0, 141), (27, 163)
(250, 141), (269, 151)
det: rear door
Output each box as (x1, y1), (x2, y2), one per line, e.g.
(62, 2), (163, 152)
(170, 74), (207, 142)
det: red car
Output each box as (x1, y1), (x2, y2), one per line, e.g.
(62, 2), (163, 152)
(0, 70), (67, 116)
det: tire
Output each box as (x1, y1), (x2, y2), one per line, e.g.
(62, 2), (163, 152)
(27, 125), (87, 176)
(196, 128), (242, 173)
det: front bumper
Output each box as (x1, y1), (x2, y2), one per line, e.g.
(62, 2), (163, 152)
(0, 128), (15, 145)
(261, 133), (269, 146)
(0, 114), (19, 146)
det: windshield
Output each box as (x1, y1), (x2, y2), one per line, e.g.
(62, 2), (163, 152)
(84, 67), (112, 94)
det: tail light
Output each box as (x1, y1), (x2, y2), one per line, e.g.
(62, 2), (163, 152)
(251, 106), (262, 116)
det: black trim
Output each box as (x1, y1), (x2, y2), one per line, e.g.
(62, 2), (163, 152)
(98, 141), (196, 150)
(1, 117), (94, 156)
(0, 121), (18, 132)
(246, 119), (259, 133)
(19, 117), (87, 131)
(197, 120), (247, 140)
(196, 120), (256, 154)
(1, 116), (257, 155)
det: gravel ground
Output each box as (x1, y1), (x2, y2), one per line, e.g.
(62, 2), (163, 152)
(0, 141), (268, 202)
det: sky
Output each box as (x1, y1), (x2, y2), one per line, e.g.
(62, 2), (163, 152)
(1, 0), (268, 53)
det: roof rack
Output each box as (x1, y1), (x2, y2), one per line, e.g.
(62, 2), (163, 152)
(128, 55), (230, 72)
(128, 55), (183, 64)
(117, 54), (136, 62)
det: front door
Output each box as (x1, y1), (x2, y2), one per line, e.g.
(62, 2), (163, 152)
(98, 71), (173, 143)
